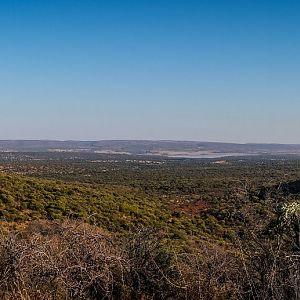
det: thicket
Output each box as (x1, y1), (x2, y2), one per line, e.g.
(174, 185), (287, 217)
(0, 212), (299, 300)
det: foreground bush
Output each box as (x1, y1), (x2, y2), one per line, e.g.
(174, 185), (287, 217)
(0, 221), (185, 299)
(0, 221), (128, 299)
(0, 221), (246, 299)
(1, 220), (299, 299)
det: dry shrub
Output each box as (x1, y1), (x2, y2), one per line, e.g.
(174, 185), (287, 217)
(172, 242), (245, 300)
(0, 221), (182, 300)
(239, 234), (300, 300)
(0, 220), (127, 300)
(3, 220), (294, 300)
(124, 228), (180, 299)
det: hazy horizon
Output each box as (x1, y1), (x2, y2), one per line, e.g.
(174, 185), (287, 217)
(0, 138), (300, 146)
(1, 0), (299, 143)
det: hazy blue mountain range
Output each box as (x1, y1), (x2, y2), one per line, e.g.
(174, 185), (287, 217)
(0, 140), (300, 157)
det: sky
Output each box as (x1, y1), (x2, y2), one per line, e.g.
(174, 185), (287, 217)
(0, 0), (299, 143)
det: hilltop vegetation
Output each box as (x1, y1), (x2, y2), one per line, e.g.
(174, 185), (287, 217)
(0, 153), (300, 299)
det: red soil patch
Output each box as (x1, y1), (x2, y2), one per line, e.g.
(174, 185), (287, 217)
(173, 200), (210, 216)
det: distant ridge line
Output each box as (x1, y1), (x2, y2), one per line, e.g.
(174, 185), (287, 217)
(0, 140), (300, 157)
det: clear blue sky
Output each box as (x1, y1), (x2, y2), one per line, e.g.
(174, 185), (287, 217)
(1, 0), (299, 143)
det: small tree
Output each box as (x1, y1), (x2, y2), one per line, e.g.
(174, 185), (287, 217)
(277, 201), (300, 250)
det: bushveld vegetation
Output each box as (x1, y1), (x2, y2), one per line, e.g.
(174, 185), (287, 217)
(0, 153), (300, 299)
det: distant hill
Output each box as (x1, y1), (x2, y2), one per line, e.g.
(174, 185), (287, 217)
(0, 140), (300, 157)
